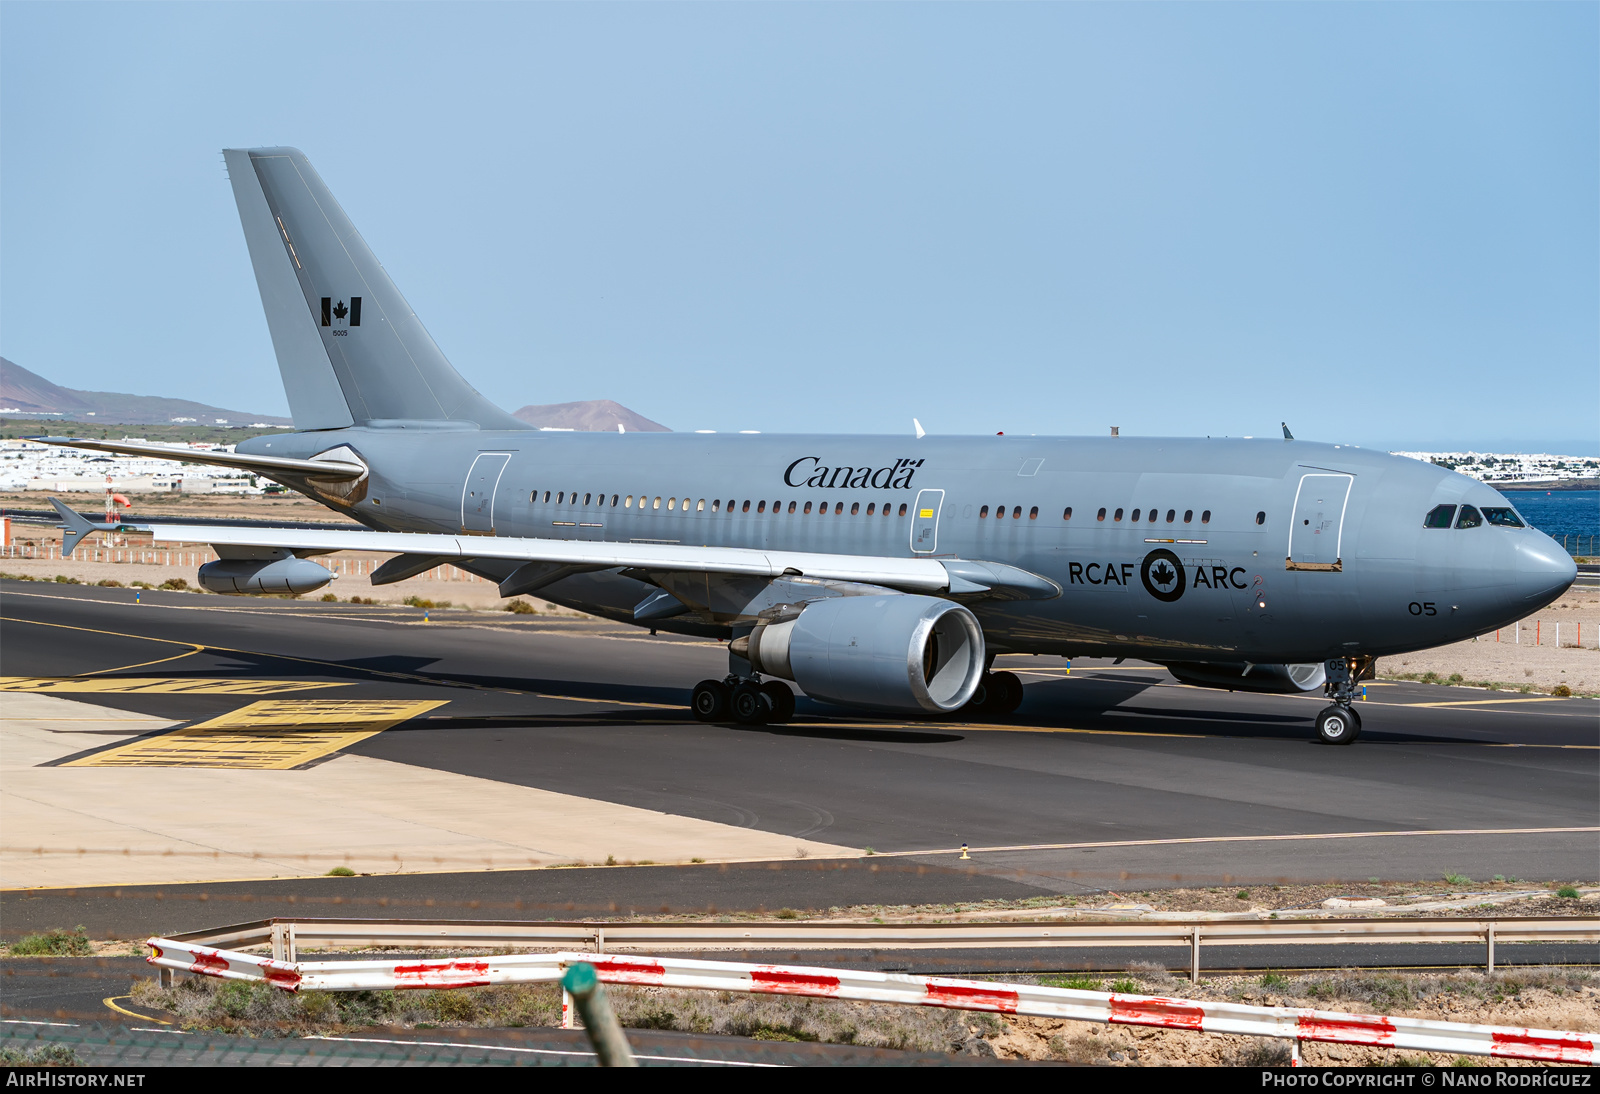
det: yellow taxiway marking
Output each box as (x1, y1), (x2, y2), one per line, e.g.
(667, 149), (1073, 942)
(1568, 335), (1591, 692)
(104, 995), (169, 1024)
(871, 825), (1600, 859)
(63, 699), (446, 770)
(0, 677), (351, 695)
(2, 607), (675, 708)
(1404, 697), (1581, 708)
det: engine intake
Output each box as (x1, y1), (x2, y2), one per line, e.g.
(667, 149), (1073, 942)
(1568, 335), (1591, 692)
(1164, 661), (1326, 694)
(198, 556), (336, 595)
(739, 595), (985, 714)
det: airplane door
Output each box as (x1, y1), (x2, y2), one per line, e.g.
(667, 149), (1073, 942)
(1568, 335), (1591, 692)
(461, 453), (512, 534)
(909, 488), (945, 554)
(1286, 473), (1353, 572)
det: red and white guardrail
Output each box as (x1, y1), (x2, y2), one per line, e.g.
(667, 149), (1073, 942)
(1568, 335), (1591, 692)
(146, 938), (1597, 1065)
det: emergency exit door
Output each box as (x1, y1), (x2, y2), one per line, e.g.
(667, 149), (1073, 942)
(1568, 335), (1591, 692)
(909, 488), (945, 554)
(1286, 473), (1353, 572)
(461, 453), (512, 534)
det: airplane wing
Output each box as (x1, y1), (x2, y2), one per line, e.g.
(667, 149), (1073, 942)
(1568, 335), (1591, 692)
(49, 500), (1058, 603)
(31, 437), (365, 480)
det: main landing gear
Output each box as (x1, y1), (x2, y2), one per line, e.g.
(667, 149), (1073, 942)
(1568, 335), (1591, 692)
(1315, 656), (1372, 745)
(691, 677), (795, 727)
(963, 670), (1023, 717)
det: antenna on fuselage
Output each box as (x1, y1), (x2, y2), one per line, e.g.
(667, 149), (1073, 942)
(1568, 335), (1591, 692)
(913, 418), (926, 439)
(1282, 422), (1294, 441)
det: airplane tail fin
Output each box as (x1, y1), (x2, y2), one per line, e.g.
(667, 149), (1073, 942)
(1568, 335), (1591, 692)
(223, 147), (523, 431)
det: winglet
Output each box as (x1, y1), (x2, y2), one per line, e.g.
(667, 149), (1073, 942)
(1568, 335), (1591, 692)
(48, 497), (115, 556)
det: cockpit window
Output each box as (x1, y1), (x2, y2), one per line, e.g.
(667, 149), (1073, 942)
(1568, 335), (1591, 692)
(1455, 505), (1483, 529)
(1423, 504), (1457, 529)
(1481, 507), (1525, 528)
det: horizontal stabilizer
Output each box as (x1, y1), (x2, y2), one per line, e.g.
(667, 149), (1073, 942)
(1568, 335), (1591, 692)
(33, 437), (366, 481)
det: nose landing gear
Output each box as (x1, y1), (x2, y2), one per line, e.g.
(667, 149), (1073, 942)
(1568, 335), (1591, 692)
(1315, 655), (1372, 744)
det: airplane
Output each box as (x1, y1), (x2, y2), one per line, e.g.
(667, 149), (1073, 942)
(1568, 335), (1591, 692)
(41, 147), (1578, 745)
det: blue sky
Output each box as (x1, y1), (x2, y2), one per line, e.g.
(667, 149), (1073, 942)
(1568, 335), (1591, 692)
(3, 2), (1595, 452)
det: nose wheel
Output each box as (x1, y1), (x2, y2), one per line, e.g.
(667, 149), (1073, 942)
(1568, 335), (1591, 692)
(1316, 656), (1370, 744)
(1315, 703), (1361, 745)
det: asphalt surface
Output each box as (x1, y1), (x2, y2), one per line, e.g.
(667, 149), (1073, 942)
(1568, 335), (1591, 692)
(3, 582), (1596, 931)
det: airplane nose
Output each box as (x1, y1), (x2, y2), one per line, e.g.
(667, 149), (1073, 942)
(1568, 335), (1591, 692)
(1513, 535), (1577, 605)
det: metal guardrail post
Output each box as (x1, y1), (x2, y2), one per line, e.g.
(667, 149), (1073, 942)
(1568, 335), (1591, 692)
(1190, 928), (1201, 983)
(1487, 922), (1495, 974)
(562, 963), (637, 1067)
(271, 923), (286, 962)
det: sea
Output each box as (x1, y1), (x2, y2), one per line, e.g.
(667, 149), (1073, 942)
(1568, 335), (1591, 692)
(1499, 489), (1600, 553)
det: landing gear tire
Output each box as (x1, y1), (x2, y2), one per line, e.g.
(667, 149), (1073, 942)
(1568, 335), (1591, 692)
(731, 682), (770, 726)
(964, 671), (1024, 716)
(760, 681), (796, 724)
(1315, 704), (1361, 745)
(691, 679), (730, 722)
(989, 671), (1024, 715)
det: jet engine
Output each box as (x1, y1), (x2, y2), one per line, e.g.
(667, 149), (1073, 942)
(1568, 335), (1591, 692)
(198, 556), (335, 595)
(1163, 661), (1326, 694)
(737, 594), (985, 714)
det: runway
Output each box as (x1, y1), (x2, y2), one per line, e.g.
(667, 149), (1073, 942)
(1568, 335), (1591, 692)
(2, 581), (1596, 938)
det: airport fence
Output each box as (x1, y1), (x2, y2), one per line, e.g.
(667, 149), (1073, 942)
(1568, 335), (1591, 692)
(1555, 534), (1596, 559)
(171, 914), (1600, 981)
(143, 937), (1599, 1065)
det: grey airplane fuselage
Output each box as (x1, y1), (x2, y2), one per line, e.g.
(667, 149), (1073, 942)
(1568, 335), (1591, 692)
(240, 427), (1577, 665)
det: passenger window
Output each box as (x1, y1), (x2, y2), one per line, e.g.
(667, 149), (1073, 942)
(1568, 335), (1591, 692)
(1255, 511), (1265, 526)
(867, 503), (876, 515)
(979, 505), (989, 518)
(624, 495), (632, 507)
(898, 503), (907, 516)
(1201, 510), (1211, 523)
(653, 497), (661, 509)
(1423, 504), (1456, 529)
(851, 502), (860, 515)
(1183, 509), (1192, 523)
(1097, 508), (1106, 521)
(1063, 507), (1072, 520)
(557, 492), (565, 504)
(757, 500), (766, 513)
(1012, 506), (1022, 519)
(1029, 506), (1038, 520)
(803, 501), (812, 514)
(1456, 505), (1483, 529)
(788, 501), (797, 514)
(1482, 508), (1524, 528)
(530, 491), (537, 503)
(610, 495), (618, 506)
(584, 493), (592, 505)
(742, 500), (750, 513)
(1114, 508), (1124, 521)
(544, 491), (551, 503)
(697, 499), (705, 511)
(1166, 509), (1175, 523)
(1131, 509), (1141, 522)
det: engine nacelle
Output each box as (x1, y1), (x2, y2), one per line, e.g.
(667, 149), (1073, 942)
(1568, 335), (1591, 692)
(1164, 661), (1326, 694)
(198, 557), (336, 595)
(740, 594), (985, 714)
